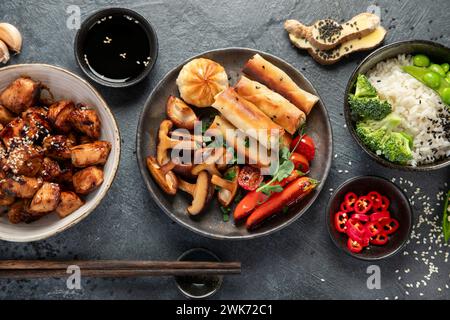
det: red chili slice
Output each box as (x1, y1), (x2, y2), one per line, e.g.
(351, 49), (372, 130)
(365, 221), (381, 238)
(347, 238), (363, 253)
(370, 211), (390, 222)
(237, 165), (263, 191)
(367, 191), (382, 209)
(370, 233), (388, 245)
(374, 196), (390, 212)
(354, 196), (373, 214)
(334, 211), (348, 233)
(352, 213), (369, 222)
(380, 218), (399, 235)
(344, 192), (358, 208)
(345, 218), (366, 241)
(340, 202), (353, 213)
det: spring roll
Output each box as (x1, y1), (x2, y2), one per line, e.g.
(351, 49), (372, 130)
(211, 88), (283, 149)
(234, 76), (305, 134)
(209, 115), (271, 167)
(242, 54), (319, 114)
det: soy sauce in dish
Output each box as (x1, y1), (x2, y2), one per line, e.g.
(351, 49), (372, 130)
(82, 14), (151, 83)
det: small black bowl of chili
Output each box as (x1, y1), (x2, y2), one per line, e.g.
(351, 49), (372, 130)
(327, 176), (412, 261)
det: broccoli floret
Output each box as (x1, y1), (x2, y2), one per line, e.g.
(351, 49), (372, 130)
(354, 74), (377, 98)
(348, 95), (392, 121)
(355, 114), (413, 164)
(382, 132), (413, 164)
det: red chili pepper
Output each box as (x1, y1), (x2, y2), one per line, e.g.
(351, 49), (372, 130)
(344, 192), (358, 208)
(334, 211), (348, 233)
(354, 196), (373, 214)
(345, 218), (366, 241)
(370, 233), (388, 245)
(340, 202), (353, 213)
(380, 218), (399, 235)
(367, 191), (382, 209)
(347, 238), (363, 253)
(374, 196), (390, 212)
(365, 221), (381, 238)
(370, 211), (390, 222)
(246, 177), (318, 230)
(234, 170), (300, 221)
(352, 213), (369, 222)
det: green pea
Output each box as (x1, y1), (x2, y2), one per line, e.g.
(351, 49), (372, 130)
(441, 87), (450, 105)
(423, 71), (441, 88)
(413, 54), (430, 67)
(441, 63), (450, 73)
(429, 64), (446, 76)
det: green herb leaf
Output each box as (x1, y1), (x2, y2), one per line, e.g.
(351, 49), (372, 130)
(443, 191), (450, 242)
(282, 206), (289, 214)
(224, 169), (236, 181)
(260, 184), (283, 196)
(220, 205), (231, 222)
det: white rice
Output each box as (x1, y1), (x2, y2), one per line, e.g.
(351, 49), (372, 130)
(367, 54), (450, 166)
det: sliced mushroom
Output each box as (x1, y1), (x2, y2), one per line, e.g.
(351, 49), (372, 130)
(146, 156), (178, 195)
(166, 96), (198, 130)
(28, 182), (61, 215)
(191, 147), (227, 176)
(72, 166), (104, 195)
(70, 141), (111, 168)
(56, 191), (84, 218)
(211, 166), (240, 207)
(178, 171), (213, 215)
(157, 120), (196, 165)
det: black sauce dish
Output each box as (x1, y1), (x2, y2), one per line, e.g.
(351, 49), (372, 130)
(344, 40), (450, 171)
(327, 176), (412, 261)
(74, 8), (158, 88)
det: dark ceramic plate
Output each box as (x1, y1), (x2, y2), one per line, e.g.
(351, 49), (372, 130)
(327, 176), (412, 260)
(344, 40), (450, 171)
(137, 48), (333, 240)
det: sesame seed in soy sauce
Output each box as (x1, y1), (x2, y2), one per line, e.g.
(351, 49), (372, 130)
(82, 14), (152, 83)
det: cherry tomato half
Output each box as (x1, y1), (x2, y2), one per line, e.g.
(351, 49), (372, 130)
(354, 196), (373, 214)
(334, 211), (348, 233)
(290, 152), (310, 173)
(290, 134), (316, 161)
(380, 218), (399, 235)
(237, 166), (263, 191)
(370, 233), (388, 245)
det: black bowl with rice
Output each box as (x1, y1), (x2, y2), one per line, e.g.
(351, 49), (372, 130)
(344, 40), (450, 171)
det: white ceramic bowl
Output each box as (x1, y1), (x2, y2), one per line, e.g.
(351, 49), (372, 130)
(0, 64), (121, 242)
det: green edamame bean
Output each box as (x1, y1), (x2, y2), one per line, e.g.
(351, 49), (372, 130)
(441, 63), (450, 73)
(413, 54), (430, 67)
(441, 87), (450, 105)
(429, 64), (446, 76)
(423, 71), (441, 88)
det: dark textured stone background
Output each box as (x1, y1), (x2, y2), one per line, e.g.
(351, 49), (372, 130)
(0, 0), (449, 300)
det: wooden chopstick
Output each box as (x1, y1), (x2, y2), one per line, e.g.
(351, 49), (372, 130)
(0, 260), (241, 278)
